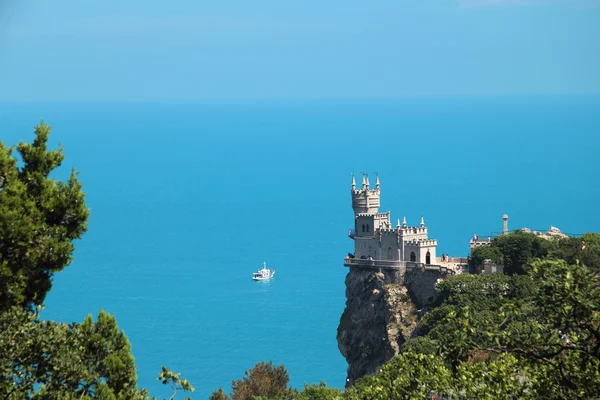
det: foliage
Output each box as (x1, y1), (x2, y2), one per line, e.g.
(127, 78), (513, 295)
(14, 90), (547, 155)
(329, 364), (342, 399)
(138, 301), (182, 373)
(158, 366), (195, 400)
(297, 382), (343, 400)
(550, 233), (600, 272)
(469, 230), (553, 275)
(468, 244), (502, 270)
(211, 361), (298, 400)
(230, 361), (295, 400)
(0, 307), (150, 399)
(208, 387), (229, 400)
(370, 258), (600, 399)
(470, 230), (600, 275)
(0, 122), (89, 311)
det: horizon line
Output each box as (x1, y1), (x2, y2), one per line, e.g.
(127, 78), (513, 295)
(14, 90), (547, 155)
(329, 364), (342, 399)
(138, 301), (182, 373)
(1, 93), (600, 104)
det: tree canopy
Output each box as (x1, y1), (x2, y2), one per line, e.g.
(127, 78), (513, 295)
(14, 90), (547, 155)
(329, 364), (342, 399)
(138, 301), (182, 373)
(470, 229), (600, 274)
(0, 123), (193, 399)
(0, 122), (89, 311)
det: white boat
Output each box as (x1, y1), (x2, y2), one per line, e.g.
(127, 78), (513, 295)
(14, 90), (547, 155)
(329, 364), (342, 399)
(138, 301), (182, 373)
(252, 262), (275, 281)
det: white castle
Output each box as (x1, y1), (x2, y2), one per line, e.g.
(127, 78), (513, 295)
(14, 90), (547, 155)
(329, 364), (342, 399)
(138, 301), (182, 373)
(347, 173), (437, 265)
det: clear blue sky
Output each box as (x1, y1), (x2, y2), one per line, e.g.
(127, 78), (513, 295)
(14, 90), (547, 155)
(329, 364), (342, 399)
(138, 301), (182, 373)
(1, 0), (599, 101)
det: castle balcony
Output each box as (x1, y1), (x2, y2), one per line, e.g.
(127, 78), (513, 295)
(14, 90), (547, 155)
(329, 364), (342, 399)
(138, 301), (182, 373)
(343, 257), (456, 275)
(348, 229), (356, 238)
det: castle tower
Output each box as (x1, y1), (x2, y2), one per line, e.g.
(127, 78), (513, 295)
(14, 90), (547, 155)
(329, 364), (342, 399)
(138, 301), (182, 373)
(503, 214), (509, 235)
(351, 172), (380, 216)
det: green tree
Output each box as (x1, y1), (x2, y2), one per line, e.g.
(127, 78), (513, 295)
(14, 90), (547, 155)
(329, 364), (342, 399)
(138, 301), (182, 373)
(469, 244), (502, 271)
(0, 121), (89, 311)
(298, 382), (343, 400)
(492, 230), (552, 275)
(157, 366), (195, 400)
(212, 361), (296, 400)
(0, 307), (151, 399)
(345, 352), (453, 400)
(579, 233), (600, 271)
(208, 387), (229, 400)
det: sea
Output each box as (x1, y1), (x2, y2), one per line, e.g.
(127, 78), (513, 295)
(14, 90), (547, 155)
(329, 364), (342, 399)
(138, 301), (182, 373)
(1, 97), (599, 399)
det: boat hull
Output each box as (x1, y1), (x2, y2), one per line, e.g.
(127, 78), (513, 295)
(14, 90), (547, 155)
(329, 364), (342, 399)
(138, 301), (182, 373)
(252, 271), (275, 281)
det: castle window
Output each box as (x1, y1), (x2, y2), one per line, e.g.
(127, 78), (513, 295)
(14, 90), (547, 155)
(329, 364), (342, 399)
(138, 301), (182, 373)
(426, 251), (431, 264)
(362, 224), (365, 232)
(410, 252), (416, 262)
(388, 247), (392, 260)
(366, 225), (370, 232)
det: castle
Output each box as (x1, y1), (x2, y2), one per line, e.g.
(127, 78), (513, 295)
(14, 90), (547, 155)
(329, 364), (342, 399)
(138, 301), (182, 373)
(346, 173), (438, 265)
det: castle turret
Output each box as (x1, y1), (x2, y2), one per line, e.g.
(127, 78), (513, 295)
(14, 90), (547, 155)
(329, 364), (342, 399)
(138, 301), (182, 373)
(420, 216), (425, 227)
(503, 214), (509, 235)
(351, 173), (356, 191)
(351, 172), (380, 216)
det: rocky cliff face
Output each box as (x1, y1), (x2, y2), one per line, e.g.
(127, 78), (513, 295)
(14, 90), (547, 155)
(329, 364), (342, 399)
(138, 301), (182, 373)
(336, 267), (419, 386)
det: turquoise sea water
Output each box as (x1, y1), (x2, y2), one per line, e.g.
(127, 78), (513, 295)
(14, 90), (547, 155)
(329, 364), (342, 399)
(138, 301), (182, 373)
(1, 97), (599, 398)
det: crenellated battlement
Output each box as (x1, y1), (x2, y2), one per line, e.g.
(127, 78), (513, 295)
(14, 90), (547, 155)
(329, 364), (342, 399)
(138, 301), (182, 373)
(377, 227), (400, 234)
(405, 239), (437, 247)
(401, 226), (428, 234)
(373, 225), (429, 234)
(351, 188), (380, 196)
(356, 212), (390, 218)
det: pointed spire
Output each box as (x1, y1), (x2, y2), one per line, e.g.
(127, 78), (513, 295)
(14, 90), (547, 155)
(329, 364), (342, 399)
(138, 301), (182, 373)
(402, 216), (407, 227)
(365, 174), (370, 189)
(361, 172), (366, 188)
(375, 172), (380, 189)
(351, 173), (356, 190)
(397, 218), (401, 228)
(420, 216), (425, 227)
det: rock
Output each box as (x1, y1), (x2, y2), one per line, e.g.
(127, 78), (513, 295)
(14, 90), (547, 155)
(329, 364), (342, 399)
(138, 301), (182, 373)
(337, 268), (418, 387)
(521, 226), (569, 240)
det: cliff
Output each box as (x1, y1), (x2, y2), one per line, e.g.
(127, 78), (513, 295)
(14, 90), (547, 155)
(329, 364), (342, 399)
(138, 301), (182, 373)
(336, 268), (419, 386)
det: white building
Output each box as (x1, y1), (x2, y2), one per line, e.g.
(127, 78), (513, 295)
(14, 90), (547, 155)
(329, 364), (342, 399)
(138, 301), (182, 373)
(348, 173), (437, 265)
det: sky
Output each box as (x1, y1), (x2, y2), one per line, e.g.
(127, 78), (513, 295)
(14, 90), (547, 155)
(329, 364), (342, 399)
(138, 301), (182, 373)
(0, 0), (599, 101)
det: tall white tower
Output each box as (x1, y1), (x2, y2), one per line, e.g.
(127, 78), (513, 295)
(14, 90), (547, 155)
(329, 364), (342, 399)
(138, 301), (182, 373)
(351, 172), (380, 217)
